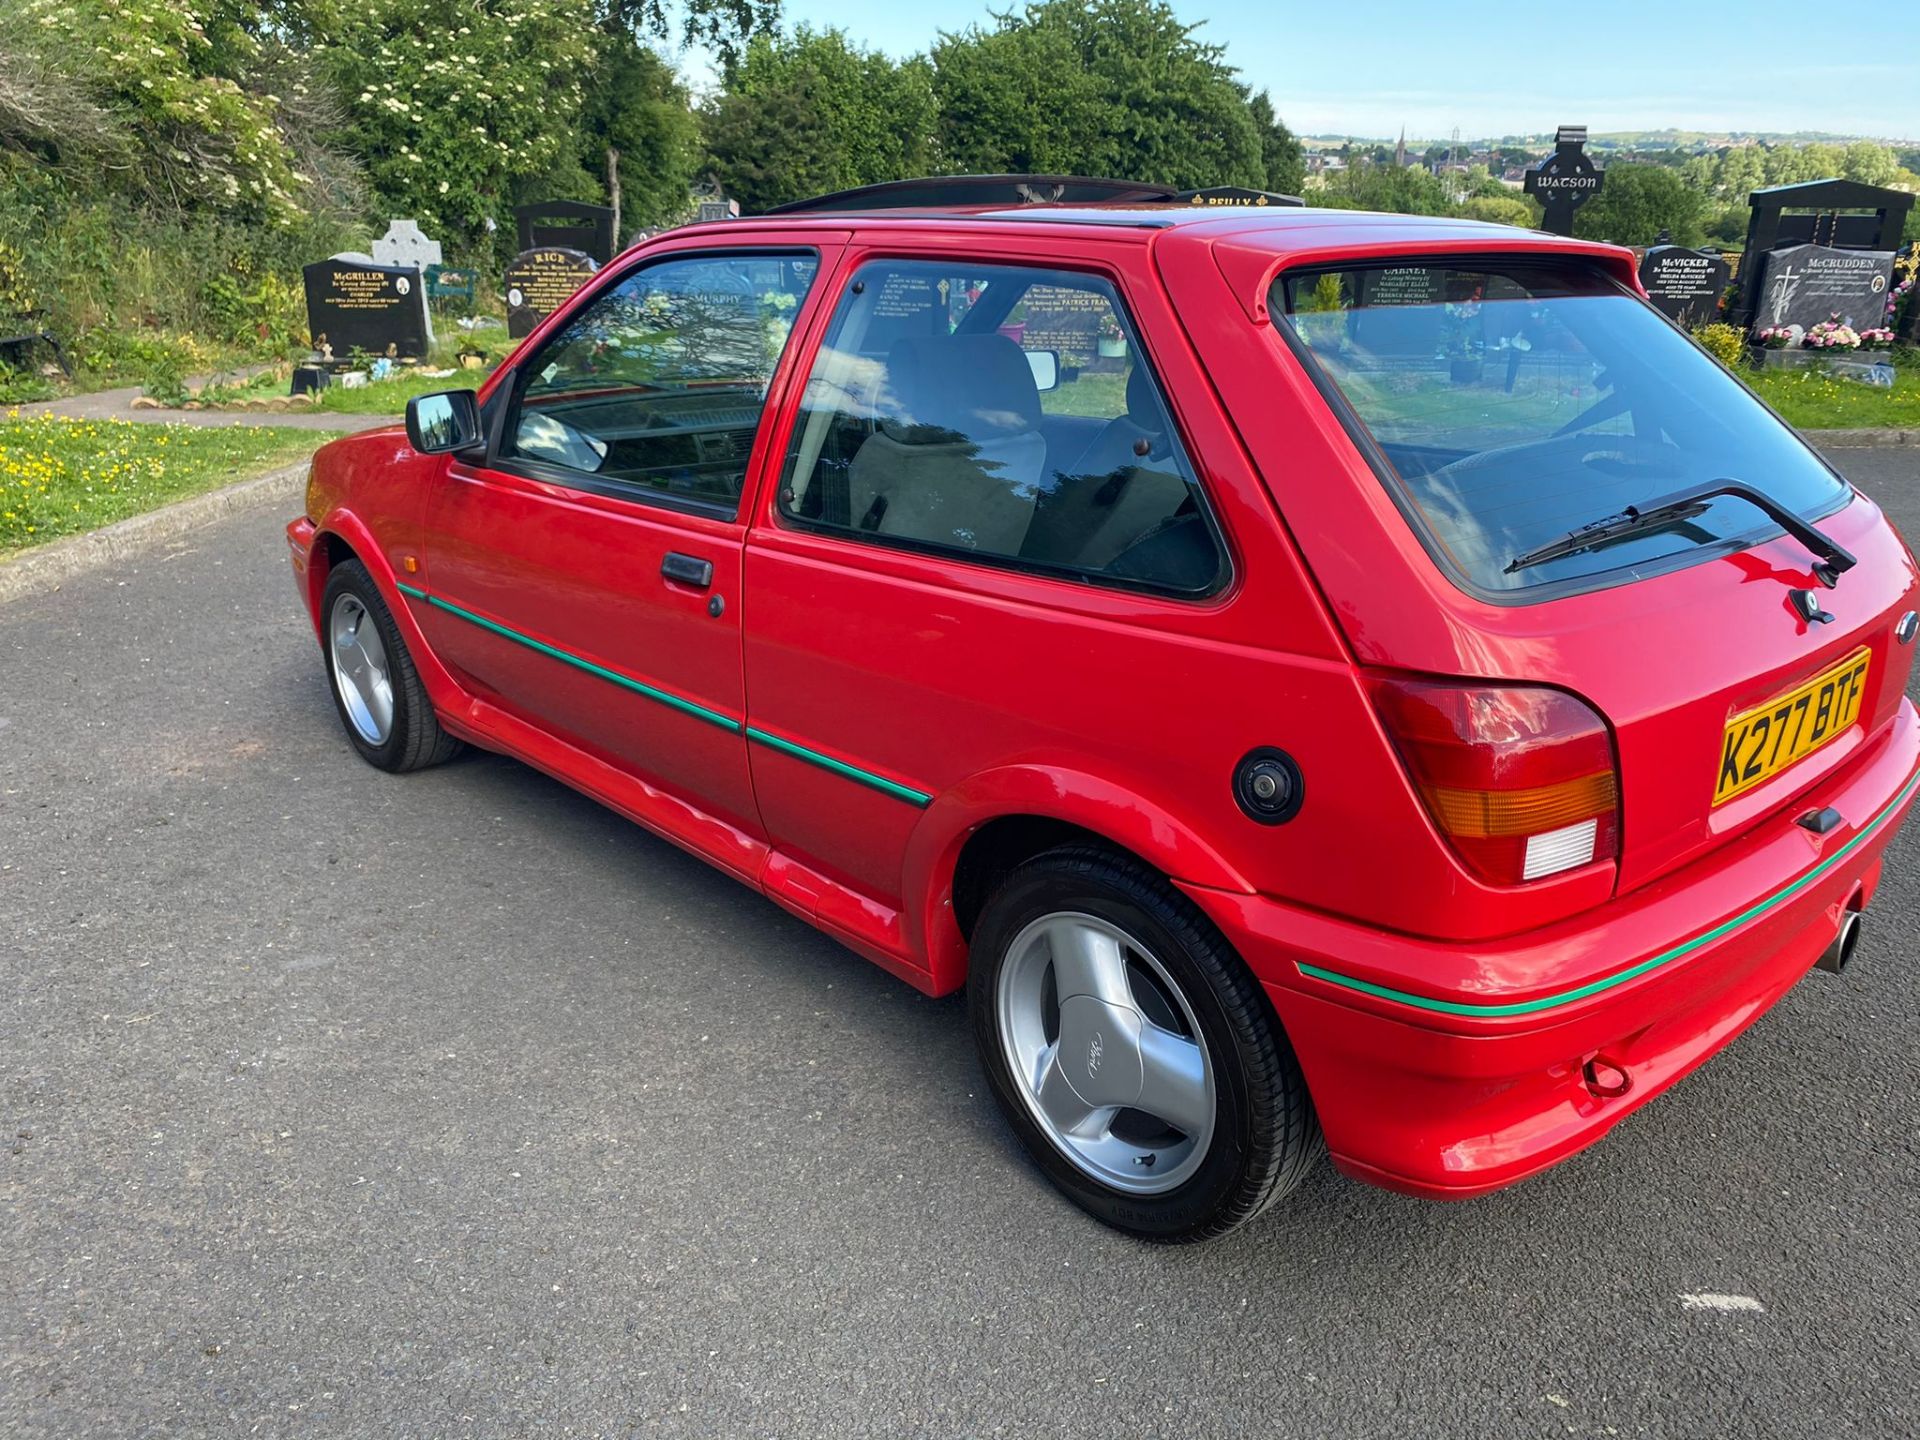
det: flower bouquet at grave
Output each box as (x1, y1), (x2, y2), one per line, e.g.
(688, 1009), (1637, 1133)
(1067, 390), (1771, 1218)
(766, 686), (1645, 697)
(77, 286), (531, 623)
(1889, 246), (1917, 329)
(1802, 316), (1861, 351)
(1859, 326), (1897, 350)
(1754, 326), (1797, 349)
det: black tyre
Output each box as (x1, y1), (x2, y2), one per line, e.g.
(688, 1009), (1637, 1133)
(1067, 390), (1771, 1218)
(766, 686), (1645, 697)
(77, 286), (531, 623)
(319, 559), (462, 773)
(968, 845), (1321, 1241)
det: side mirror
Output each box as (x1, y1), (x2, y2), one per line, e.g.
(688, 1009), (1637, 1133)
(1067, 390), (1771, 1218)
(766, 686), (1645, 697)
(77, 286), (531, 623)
(405, 389), (483, 455)
(1024, 349), (1060, 392)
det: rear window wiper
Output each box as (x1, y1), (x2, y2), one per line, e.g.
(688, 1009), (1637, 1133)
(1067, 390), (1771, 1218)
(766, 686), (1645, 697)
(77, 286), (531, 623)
(1505, 479), (1857, 584)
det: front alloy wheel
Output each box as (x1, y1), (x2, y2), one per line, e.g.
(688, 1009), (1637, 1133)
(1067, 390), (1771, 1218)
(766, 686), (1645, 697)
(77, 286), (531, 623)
(319, 559), (463, 773)
(329, 592), (394, 746)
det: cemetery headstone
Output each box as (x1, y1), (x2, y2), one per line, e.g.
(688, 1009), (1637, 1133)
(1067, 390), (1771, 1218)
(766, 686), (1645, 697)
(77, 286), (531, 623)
(504, 247), (599, 339)
(371, 219), (443, 271)
(1524, 125), (1604, 237)
(302, 257), (430, 361)
(1349, 265), (1450, 356)
(696, 195), (740, 223)
(1751, 243), (1895, 339)
(514, 200), (617, 266)
(1019, 285), (1113, 368)
(1639, 241), (1731, 328)
(1730, 178), (1914, 328)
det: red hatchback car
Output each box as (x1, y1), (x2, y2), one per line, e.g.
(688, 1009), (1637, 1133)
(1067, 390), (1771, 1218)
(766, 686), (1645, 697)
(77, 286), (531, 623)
(288, 176), (1919, 1240)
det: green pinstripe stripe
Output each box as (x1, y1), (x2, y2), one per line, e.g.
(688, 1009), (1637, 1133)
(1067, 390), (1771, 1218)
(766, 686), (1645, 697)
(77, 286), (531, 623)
(745, 726), (933, 807)
(396, 582), (932, 806)
(397, 583), (742, 733)
(1298, 768), (1920, 1018)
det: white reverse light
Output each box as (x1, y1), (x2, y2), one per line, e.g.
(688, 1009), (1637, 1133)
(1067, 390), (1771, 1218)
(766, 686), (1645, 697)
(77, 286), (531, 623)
(1521, 818), (1599, 881)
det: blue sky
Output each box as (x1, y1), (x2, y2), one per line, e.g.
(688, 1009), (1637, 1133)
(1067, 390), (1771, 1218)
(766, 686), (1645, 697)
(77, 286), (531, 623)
(703, 0), (1919, 142)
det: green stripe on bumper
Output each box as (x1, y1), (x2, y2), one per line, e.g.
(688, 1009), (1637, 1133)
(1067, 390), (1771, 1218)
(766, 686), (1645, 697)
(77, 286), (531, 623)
(396, 583), (932, 807)
(1298, 767), (1920, 1019)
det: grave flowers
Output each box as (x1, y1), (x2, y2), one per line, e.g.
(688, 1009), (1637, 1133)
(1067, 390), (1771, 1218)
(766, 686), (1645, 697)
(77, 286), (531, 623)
(1858, 326), (1897, 349)
(1802, 316), (1860, 350)
(1754, 326), (1797, 349)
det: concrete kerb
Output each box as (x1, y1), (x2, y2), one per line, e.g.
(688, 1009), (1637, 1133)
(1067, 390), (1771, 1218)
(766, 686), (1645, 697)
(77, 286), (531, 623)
(0, 461), (309, 606)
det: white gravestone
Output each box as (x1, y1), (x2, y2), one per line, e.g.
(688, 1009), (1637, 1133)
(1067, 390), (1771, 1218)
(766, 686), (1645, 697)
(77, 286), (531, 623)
(371, 220), (444, 270)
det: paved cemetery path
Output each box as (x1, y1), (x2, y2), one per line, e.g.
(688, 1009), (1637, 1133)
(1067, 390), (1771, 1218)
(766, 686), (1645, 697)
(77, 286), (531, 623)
(3, 448), (1919, 1437)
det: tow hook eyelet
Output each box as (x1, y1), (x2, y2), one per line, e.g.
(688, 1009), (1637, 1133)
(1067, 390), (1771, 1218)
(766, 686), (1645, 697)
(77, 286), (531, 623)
(1581, 1056), (1632, 1099)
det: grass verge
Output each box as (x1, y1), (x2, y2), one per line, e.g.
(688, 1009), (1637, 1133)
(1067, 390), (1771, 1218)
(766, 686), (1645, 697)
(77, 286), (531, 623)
(196, 350), (500, 418)
(1747, 366), (1920, 431)
(0, 412), (328, 556)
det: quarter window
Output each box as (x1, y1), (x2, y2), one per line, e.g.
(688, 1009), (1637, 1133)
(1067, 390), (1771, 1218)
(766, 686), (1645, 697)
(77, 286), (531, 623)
(506, 252), (818, 512)
(778, 260), (1225, 594)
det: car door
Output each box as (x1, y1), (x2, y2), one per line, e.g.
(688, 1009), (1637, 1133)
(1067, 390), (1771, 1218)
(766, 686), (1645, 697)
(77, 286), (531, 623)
(739, 235), (1344, 970)
(417, 235), (842, 868)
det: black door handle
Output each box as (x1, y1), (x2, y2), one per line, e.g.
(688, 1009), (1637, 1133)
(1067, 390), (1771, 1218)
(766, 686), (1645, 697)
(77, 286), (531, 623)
(661, 552), (713, 589)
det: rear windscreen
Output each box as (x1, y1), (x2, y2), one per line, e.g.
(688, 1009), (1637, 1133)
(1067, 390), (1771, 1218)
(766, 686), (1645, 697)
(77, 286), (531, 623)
(1271, 260), (1848, 597)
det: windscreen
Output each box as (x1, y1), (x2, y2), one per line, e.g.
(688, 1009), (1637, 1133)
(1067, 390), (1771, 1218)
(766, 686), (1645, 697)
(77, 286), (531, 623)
(1272, 260), (1849, 595)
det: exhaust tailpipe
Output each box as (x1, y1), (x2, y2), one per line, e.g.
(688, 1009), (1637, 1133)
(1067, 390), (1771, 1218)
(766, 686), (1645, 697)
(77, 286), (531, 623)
(1816, 909), (1863, 974)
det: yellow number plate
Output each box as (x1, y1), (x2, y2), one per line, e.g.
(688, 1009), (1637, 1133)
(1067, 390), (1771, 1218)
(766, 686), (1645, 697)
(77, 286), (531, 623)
(1715, 648), (1871, 805)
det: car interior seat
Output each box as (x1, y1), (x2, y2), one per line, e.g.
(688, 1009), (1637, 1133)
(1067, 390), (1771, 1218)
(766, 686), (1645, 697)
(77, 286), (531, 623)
(1021, 364), (1196, 572)
(846, 335), (1048, 554)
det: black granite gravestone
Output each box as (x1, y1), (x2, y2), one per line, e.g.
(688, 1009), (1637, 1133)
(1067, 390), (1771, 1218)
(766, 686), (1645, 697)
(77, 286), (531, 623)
(302, 258), (430, 360)
(1639, 241), (1731, 328)
(514, 201), (617, 266)
(1019, 284), (1112, 367)
(1730, 179), (1914, 328)
(1351, 265), (1449, 356)
(1751, 243), (1895, 337)
(1524, 126), (1604, 237)
(503, 247), (599, 339)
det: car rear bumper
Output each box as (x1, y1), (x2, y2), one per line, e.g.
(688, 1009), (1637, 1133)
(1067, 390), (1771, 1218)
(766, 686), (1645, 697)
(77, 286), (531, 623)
(1181, 697), (1920, 1200)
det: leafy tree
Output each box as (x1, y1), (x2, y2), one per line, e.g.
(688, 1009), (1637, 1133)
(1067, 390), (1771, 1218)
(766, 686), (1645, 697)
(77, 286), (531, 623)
(1571, 162), (1704, 247)
(324, 0), (598, 248)
(597, 0), (778, 65)
(1245, 89), (1304, 194)
(703, 68), (839, 213)
(1459, 194), (1534, 228)
(931, 0), (1265, 188)
(1839, 140), (1900, 188)
(581, 41), (702, 233)
(1718, 146), (1766, 200)
(1311, 160), (1454, 216)
(704, 28), (936, 212)
(16, 0), (314, 222)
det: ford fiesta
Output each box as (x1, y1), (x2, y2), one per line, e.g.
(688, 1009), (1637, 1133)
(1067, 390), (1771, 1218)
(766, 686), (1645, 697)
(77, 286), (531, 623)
(286, 176), (1919, 1240)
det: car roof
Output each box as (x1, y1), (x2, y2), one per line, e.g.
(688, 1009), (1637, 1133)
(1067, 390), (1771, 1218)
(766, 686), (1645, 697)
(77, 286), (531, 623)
(665, 203), (1591, 254)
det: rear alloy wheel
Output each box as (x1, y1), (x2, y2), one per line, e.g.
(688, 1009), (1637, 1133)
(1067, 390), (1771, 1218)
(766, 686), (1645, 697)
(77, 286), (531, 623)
(969, 846), (1321, 1241)
(320, 559), (463, 773)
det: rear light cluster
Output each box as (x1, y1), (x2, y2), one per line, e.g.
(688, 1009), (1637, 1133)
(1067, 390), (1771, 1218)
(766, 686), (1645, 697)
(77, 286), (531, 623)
(1369, 677), (1620, 886)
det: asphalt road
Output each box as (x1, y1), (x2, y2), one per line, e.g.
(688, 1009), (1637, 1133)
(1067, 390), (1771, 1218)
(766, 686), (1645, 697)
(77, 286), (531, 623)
(4, 448), (1918, 1438)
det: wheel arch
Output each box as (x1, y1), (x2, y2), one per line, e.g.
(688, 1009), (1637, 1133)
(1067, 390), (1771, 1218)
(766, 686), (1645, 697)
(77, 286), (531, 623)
(310, 509), (466, 717)
(903, 765), (1257, 995)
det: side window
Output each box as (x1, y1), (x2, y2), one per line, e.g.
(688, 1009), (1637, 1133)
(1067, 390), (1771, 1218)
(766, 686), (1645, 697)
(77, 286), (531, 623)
(777, 259), (1225, 595)
(506, 252), (818, 513)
